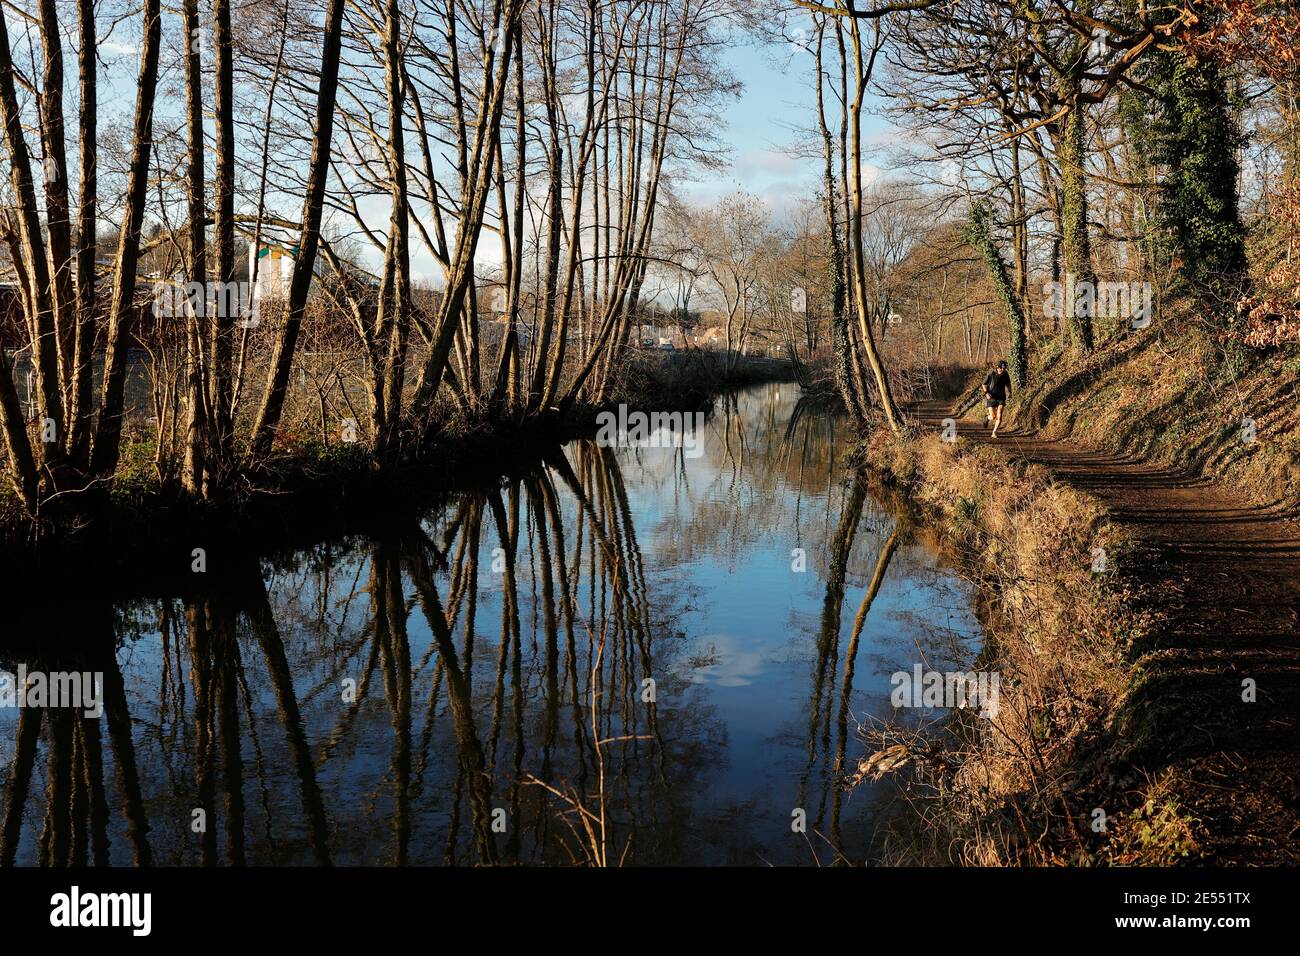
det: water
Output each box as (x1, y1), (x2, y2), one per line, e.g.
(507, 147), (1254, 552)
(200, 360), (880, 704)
(0, 383), (983, 866)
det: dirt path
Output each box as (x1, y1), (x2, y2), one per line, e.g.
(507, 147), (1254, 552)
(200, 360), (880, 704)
(909, 399), (1300, 865)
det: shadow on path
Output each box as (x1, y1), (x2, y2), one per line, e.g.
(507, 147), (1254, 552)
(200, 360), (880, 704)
(908, 399), (1300, 865)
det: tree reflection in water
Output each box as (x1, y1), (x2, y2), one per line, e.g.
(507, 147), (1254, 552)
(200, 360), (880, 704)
(0, 384), (981, 866)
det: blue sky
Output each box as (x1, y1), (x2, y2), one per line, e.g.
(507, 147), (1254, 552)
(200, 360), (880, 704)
(675, 37), (898, 220)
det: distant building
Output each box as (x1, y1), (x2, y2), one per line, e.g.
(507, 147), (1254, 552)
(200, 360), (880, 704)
(634, 322), (690, 348)
(249, 242), (297, 304)
(477, 281), (509, 315)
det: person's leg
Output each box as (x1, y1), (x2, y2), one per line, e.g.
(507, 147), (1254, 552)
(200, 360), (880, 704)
(993, 404), (1005, 437)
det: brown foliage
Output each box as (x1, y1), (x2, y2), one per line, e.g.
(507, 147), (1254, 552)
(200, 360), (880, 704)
(1180, 0), (1300, 80)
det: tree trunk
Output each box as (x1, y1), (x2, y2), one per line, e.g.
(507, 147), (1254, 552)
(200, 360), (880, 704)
(209, 0), (237, 473)
(1057, 65), (1096, 352)
(0, 5), (64, 481)
(89, 0), (163, 476)
(249, 0), (349, 460)
(845, 16), (901, 433)
(182, 0), (208, 495)
(66, 0), (97, 471)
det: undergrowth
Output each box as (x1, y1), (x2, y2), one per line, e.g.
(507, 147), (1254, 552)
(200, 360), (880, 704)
(854, 430), (1191, 865)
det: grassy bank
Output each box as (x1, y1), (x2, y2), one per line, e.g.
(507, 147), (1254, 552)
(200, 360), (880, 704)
(854, 429), (1200, 865)
(1007, 314), (1300, 513)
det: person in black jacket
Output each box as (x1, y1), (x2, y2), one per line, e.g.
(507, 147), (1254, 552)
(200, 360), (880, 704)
(983, 360), (1011, 438)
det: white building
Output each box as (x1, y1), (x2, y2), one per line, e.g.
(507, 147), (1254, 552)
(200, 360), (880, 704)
(249, 243), (295, 304)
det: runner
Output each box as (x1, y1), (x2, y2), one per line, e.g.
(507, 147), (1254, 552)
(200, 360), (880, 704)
(983, 360), (1011, 438)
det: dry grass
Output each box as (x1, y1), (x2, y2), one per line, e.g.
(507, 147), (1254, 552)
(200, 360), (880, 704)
(855, 430), (1184, 865)
(1015, 313), (1300, 514)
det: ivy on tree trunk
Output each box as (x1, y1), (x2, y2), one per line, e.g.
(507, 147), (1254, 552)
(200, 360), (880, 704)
(966, 200), (1028, 388)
